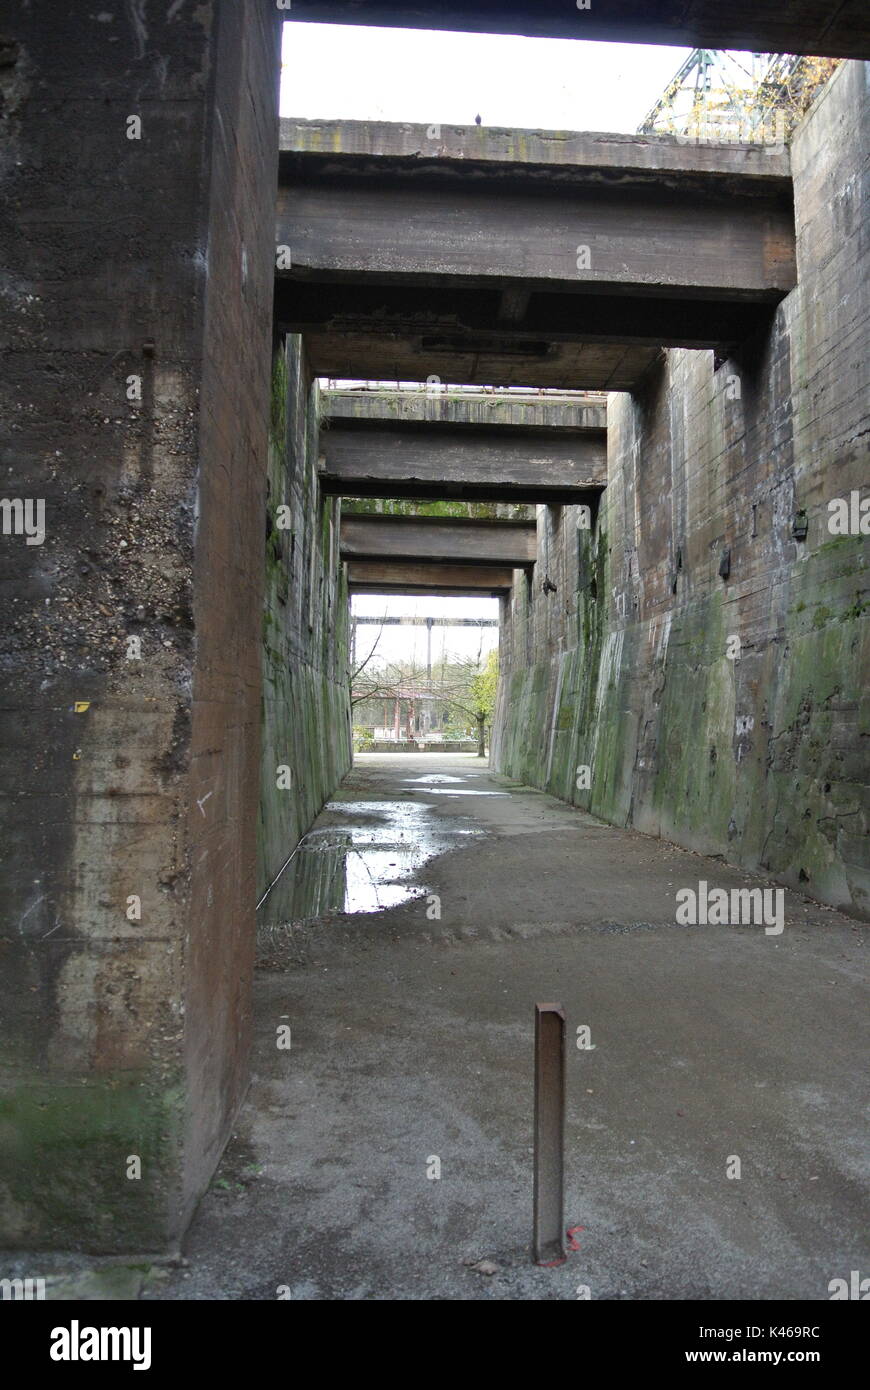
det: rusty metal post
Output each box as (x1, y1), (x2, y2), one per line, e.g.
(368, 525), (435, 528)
(533, 1002), (566, 1265)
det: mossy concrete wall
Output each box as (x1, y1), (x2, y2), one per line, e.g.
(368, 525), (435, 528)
(493, 61), (869, 919)
(258, 336), (352, 911)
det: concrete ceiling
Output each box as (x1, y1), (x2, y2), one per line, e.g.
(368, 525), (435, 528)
(283, 1), (869, 60)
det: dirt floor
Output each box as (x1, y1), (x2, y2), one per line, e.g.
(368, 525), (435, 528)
(141, 753), (868, 1300)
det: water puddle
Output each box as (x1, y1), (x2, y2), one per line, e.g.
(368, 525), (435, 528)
(257, 798), (484, 923)
(404, 774), (465, 784)
(425, 789), (508, 796)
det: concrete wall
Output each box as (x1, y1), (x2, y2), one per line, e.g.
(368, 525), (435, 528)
(493, 61), (869, 919)
(0, 1), (281, 1252)
(258, 336), (352, 912)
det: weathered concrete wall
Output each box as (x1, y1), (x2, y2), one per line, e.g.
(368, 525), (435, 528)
(494, 61), (869, 918)
(258, 336), (352, 913)
(0, 1), (281, 1251)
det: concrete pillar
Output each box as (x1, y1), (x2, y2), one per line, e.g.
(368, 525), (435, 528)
(0, 2), (282, 1252)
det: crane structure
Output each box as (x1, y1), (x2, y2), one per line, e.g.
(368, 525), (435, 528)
(639, 50), (840, 146)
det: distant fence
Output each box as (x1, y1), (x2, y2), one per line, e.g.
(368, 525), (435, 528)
(357, 739), (478, 754)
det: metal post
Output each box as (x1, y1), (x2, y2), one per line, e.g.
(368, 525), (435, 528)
(533, 1002), (566, 1265)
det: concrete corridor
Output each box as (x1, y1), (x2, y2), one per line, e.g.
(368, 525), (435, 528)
(145, 754), (866, 1301)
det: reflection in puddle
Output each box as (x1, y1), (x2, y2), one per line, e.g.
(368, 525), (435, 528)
(404, 774), (465, 784)
(425, 789), (508, 796)
(258, 798), (484, 924)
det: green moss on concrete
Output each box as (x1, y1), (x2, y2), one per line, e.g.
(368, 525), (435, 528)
(270, 351), (288, 449)
(497, 523), (614, 811)
(0, 1076), (184, 1252)
(257, 337), (352, 909)
(340, 497), (533, 521)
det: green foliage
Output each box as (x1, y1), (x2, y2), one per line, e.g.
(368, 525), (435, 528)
(467, 648), (499, 719)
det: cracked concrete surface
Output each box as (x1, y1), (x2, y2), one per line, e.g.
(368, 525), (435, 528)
(143, 754), (867, 1301)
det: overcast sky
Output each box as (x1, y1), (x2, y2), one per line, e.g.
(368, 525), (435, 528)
(280, 24), (691, 132)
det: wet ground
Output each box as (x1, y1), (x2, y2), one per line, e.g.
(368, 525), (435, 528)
(256, 765), (495, 923)
(144, 753), (867, 1301)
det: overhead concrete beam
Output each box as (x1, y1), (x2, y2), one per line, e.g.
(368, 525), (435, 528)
(284, 2), (868, 59)
(299, 329), (659, 392)
(277, 127), (795, 298)
(347, 562), (514, 596)
(340, 515), (536, 567)
(279, 120), (793, 186)
(321, 391), (606, 503)
(325, 390), (608, 431)
(276, 121), (796, 387)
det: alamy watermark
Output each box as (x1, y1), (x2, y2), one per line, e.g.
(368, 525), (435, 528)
(676, 880), (784, 935)
(1, 1276), (45, 1300)
(1, 498), (45, 546)
(827, 491), (869, 535)
(50, 1323), (151, 1370)
(828, 1270), (869, 1298)
(674, 109), (787, 146)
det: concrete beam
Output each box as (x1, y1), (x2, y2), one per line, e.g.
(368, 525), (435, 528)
(321, 392), (606, 503)
(279, 120), (793, 186)
(276, 121), (795, 387)
(277, 128), (794, 299)
(347, 561), (514, 596)
(284, 2), (869, 59)
(340, 515), (536, 566)
(325, 390), (608, 431)
(299, 328), (659, 392)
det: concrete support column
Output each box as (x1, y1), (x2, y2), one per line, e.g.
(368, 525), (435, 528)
(0, 1), (282, 1252)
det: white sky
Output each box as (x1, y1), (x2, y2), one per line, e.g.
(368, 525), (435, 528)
(352, 594), (499, 671)
(280, 24), (691, 132)
(284, 24), (692, 643)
